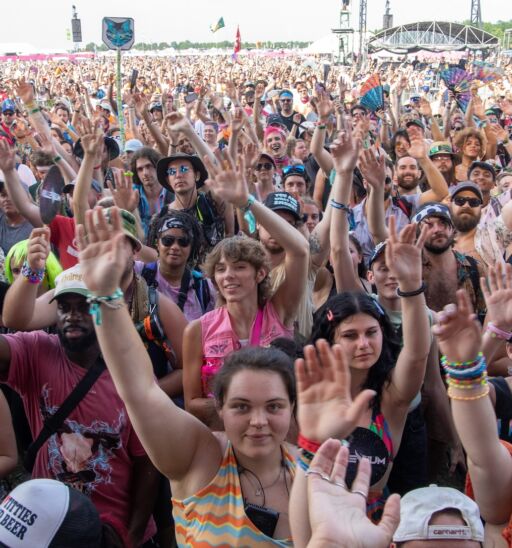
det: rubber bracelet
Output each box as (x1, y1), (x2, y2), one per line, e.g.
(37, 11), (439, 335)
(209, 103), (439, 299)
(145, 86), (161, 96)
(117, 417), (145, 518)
(316, 124), (327, 130)
(239, 195), (256, 213)
(448, 385), (490, 401)
(53, 155), (62, 163)
(486, 322), (512, 341)
(30, 107), (41, 114)
(298, 433), (321, 454)
(396, 282), (426, 297)
(93, 165), (101, 170)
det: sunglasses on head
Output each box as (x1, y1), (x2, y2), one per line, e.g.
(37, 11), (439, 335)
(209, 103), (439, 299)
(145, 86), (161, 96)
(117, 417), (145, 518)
(283, 164), (306, 175)
(255, 162), (274, 171)
(160, 235), (191, 247)
(166, 165), (190, 176)
(453, 196), (482, 208)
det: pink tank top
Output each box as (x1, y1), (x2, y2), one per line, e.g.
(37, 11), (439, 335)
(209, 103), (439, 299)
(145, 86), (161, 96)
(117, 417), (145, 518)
(200, 301), (293, 397)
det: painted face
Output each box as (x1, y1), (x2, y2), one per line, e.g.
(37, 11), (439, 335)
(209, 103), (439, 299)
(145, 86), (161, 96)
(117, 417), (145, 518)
(219, 370), (292, 459)
(334, 313), (383, 370)
(158, 227), (192, 270)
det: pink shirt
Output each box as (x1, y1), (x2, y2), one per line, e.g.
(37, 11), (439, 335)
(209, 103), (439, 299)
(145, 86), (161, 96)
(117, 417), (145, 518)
(200, 301), (293, 397)
(2, 331), (155, 544)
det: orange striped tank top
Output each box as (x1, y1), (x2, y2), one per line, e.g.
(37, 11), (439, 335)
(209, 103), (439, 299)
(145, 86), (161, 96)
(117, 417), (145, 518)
(172, 442), (295, 547)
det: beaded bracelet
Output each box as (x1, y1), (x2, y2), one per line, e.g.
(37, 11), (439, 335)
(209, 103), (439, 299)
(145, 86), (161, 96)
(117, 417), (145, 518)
(87, 288), (124, 326)
(443, 361), (487, 380)
(21, 261), (45, 284)
(440, 352), (482, 369)
(448, 385), (490, 401)
(446, 375), (488, 390)
(297, 448), (315, 472)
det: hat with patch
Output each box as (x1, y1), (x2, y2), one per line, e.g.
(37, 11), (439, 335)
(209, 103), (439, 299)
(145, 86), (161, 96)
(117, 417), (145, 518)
(102, 207), (142, 252)
(413, 202), (453, 226)
(49, 264), (89, 303)
(369, 241), (387, 268)
(449, 181), (483, 201)
(393, 485), (484, 544)
(0, 478), (103, 548)
(263, 191), (301, 221)
(428, 141), (456, 158)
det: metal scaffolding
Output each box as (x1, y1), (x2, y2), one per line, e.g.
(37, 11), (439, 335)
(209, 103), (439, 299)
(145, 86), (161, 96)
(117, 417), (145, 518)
(331, 1), (354, 64)
(470, 0), (482, 28)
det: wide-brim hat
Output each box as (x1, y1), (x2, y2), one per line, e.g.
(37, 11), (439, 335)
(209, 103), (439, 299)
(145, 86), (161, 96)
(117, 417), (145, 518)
(73, 136), (120, 161)
(156, 153), (208, 190)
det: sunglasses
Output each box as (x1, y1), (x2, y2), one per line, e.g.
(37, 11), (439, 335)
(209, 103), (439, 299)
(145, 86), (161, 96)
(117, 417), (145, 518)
(453, 196), (482, 208)
(2, 111), (14, 116)
(283, 164), (306, 175)
(160, 235), (191, 247)
(280, 98), (292, 103)
(255, 162), (274, 171)
(166, 165), (190, 176)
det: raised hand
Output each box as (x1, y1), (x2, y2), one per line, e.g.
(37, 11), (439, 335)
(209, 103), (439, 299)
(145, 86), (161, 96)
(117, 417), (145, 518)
(0, 139), (16, 172)
(358, 148), (386, 190)
(329, 121), (361, 174)
(432, 290), (482, 363)
(407, 136), (428, 160)
(133, 93), (149, 116)
(76, 207), (127, 296)
(165, 111), (193, 135)
(242, 142), (260, 169)
(203, 153), (248, 208)
(27, 228), (51, 271)
(14, 78), (35, 105)
(317, 93), (333, 121)
(481, 263), (512, 329)
(295, 340), (376, 443)
(418, 97), (433, 118)
(307, 439), (400, 548)
(81, 127), (104, 159)
(108, 171), (140, 213)
(231, 107), (244, 133)
(385, 216), (427, 290)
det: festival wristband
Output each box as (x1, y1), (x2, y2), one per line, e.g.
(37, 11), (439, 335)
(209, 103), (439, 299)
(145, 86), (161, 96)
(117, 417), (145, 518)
(87, 288), (125, 326)
(239, 195), (257, 234)
(298, 433), (321, 454)
(486, 322), (512, 341)
(21, 261), (44, 284)
(396, 282), (426, 297)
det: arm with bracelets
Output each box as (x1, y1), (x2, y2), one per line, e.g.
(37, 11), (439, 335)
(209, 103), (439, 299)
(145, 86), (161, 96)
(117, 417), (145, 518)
(433, 267), (512, 527)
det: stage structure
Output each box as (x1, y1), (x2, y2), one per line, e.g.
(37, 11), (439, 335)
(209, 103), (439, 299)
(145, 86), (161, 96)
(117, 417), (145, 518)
(470, 0), (482, 28)
(331, 1), (354, 64)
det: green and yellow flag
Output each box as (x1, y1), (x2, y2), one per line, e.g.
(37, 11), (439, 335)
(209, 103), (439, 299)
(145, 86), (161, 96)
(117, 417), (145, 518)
(210, 17), (225, 33)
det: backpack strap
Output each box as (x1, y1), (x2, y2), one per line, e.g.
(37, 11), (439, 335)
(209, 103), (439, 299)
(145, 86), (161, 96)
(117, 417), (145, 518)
(392, 196), (413, 219)
(23, 357), (106, 473)
(141, 262), (159, 289)
(192, 270), (211, 314)
(176, 267), (192, 312)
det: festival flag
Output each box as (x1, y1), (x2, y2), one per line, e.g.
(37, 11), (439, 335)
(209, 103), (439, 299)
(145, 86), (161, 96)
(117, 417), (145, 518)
(232, 26), (241, 62)
(210, 17), (225, 33)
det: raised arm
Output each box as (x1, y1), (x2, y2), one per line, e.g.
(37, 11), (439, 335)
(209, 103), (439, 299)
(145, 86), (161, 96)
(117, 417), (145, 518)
(77, 207), (220, 482)
(203, 155), (309, 326)
(408, 137), (449, 204)
(360, 148), (388, 243)
(384, 217), (430, 409)
(0, 140), (42, 227)
(433, 284), (512, 525)
(310, 96), (334, 176)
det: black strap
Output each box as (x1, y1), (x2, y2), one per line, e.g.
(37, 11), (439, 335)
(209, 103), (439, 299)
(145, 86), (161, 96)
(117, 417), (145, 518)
(177, 268), (192, 312)
(193, 273), (210, 314)
(23, 358), (106, 472)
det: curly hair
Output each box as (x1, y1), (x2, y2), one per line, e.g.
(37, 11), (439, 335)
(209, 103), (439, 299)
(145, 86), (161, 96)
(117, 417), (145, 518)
(202, 236), (272, 308)
(146, 209), (205, 266)
(453, 127), (486, 157)
(5, 240), (63, 288)
(130, 147), (163, 185)
(310, 292), (401, 411)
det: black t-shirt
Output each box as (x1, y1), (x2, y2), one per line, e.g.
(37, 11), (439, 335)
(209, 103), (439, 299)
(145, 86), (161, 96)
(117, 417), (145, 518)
(275, 111), (306, 133)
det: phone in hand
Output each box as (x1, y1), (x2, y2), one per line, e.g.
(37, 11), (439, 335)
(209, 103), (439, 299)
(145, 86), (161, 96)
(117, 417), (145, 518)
(129, 69), (139, 93)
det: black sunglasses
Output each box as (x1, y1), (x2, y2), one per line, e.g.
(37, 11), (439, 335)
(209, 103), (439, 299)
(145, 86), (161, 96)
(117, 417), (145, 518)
(453, 196), (482, 208)
(160, 235), (191, 247)
(255, 162), (274, 171)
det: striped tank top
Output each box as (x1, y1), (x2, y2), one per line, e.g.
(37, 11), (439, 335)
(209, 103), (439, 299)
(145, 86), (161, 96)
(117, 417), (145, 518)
(172, 442), (295, 547)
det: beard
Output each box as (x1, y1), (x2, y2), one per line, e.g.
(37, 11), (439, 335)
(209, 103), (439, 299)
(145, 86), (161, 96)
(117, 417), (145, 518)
(397, 174), (419, 191)
(453, 212), (480, 232)
(424, 234), (454, 254)
(57, 328), (97, 353)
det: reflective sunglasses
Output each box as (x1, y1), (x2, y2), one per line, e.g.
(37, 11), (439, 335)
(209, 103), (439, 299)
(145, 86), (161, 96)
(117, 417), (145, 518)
(453, 196), (482, 208)
(255, 162), (274, 171)
(160, 235), (191, 247)
(166, 165), (190, 176)
(282, 164), (306, 175)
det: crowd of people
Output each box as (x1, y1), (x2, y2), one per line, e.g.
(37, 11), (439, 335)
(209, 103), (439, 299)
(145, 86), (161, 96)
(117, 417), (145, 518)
(0, 47), (510, 547)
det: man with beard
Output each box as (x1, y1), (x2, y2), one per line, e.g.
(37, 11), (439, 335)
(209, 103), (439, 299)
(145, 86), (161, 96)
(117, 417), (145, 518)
(412, 203), (485, 320)
(0, 249), (159, 546)
(429, 141), (457, 186)
(273, 89), (305, 133)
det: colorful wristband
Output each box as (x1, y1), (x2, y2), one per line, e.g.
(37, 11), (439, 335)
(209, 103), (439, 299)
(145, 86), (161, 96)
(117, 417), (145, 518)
(297, 433), (321, 454)
(486, 322), (512, 341)
(87, 288), (124, 326)
(21, 261), (44, 284)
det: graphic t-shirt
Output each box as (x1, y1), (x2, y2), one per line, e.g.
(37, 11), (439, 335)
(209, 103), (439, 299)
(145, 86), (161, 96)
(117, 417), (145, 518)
(2, 331), (155, 541)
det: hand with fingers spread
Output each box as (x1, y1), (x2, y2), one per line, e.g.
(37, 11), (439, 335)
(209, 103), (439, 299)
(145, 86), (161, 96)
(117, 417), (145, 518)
(432, 290), (482, 363)
(27, 227), (51, 271)
(329, 124), (361, 175)
(242, 142), (260, 170)
(108, 171), (140, 213)
(0, 139), (17, 173)
(203, 153), (249, 208)
(165, 112), (193, 135)
(317, 94), (333, 122)
(406, 136), (428, 160)
(385, 216), (427, 292)
(358, 148), (386, 190)
(307, 439), (400, 548)
(295, 340), (376, 443)
(231, 107), (244, 133)
(14, 78), (35, 105)
(482, 263), (512, 330)
(77, 207), (126, 296)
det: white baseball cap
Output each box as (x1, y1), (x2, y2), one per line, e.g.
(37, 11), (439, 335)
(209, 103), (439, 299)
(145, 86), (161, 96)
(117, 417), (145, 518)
(393, 485), (484, 543)
(49, 264), (89, 303)
(0, 479), (102, 547)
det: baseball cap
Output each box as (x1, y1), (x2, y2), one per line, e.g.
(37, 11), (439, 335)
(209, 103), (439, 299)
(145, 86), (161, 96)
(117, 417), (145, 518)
(449, 181), (483, 201)
(149, 102), (163, 112)
(469, 160), (496, 181)
(413, 202), (453, 225)
(0, 478), (103, 548)
(49, 264), (89, 303)
(102, 207), (142, 252)
(406, 119), (425, 131)
(429, 141), (456, 157)
(258, 152), (276, 167)
(124, 138), (144, 153)
(1, 99), (16, 114)
(264, 191), (301, 221)
(369, 241), (387, 268)
(393, 485), (484, 543)
(99, 100), (112, 112)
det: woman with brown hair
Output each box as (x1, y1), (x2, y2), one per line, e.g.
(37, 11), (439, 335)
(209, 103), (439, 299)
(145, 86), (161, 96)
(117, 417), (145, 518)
(454, 127), (487, 182)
